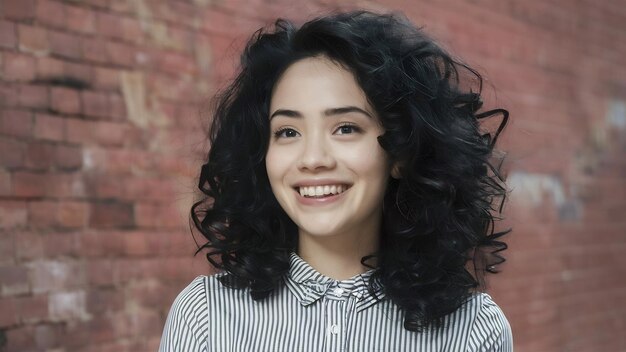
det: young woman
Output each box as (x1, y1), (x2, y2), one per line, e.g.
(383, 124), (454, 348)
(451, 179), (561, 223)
(160, 11), (512, 351)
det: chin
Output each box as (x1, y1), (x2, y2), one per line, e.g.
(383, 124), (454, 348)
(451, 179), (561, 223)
(296, 221), (346, 238)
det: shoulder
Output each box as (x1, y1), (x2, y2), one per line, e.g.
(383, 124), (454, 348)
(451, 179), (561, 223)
(171, 275), (210, 312)
(159, 276), (213, 351)
(464, 293), (513, 352)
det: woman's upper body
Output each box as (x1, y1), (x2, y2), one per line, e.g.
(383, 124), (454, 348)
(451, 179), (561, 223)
(159, 252), (513, 351)
(163, 10), (513, 351)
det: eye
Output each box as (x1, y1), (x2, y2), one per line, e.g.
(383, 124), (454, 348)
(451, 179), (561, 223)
(334, 123), (362, 135)
(273, 127), (300, 139)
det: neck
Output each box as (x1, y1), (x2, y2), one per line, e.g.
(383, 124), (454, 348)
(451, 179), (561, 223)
(297, 225), (380, 281)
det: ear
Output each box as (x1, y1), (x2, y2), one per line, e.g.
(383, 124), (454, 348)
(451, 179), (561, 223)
(391, 162), (402, 179)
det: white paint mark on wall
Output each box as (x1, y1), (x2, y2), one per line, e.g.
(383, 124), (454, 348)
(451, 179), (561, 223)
(508, 172), (566, 206)
(606, 99), (626, 129)
(508, 171), (582, 220)
(49, 290), (89, 321)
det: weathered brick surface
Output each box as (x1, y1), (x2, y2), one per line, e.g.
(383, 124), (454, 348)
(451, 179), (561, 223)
(1, 0), (625, 351)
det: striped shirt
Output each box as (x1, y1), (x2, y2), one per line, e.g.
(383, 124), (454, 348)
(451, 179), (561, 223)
(159, 252), (513, 351)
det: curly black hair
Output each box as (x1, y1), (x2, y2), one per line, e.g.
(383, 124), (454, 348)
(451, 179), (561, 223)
(191, 10), (510, 332)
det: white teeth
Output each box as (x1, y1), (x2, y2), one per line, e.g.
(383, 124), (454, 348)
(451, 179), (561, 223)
(297, 184), (349, 197)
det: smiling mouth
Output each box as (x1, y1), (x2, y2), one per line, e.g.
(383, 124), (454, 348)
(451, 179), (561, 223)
(294, 184), (351, 198)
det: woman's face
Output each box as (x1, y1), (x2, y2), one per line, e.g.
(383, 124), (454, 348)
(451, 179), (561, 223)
(266, 56), (393, 240)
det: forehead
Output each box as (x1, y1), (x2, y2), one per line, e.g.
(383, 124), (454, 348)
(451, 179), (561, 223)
(270, 56), (371, 113)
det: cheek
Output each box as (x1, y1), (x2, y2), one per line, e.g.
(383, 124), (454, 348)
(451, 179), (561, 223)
(265, 146), (289, 185)
(341, 142), (390, 180)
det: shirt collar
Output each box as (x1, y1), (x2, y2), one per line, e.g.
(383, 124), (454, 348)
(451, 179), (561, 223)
(284, 252), (385, 312)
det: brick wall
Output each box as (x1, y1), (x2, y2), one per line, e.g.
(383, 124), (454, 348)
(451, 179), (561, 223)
(0, 0), (624, 351)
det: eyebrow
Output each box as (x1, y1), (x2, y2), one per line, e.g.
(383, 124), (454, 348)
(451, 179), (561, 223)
(269, 106), (373, 120)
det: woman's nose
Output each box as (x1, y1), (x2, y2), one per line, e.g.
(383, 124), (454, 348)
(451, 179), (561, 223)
(296, 136), (336, 171)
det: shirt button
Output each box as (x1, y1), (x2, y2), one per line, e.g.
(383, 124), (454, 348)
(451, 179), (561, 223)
(332, 287), (344, 297)
(330, 324), (340, 335)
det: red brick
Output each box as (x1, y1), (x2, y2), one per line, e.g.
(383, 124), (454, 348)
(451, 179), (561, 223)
(95, 150), (132, 174)
(1, 0), (36, 20)
(0, 82), (19, 108)
(49, 30), (83, 59)
(86, 288), (124, 314)
(93, 67), (120, 90)
(17, 294), (48, 323)
(12, 172), (47, 198)
(127, 309), (162, 337)
(25, 141), (56, 170)
(105, 41), (136, 67)
(78, 231), (125, 258)
(123, 177), (175, 201)
(86, 259), (114, 285)
(14, 231), (43, 260)
(0, 233), (15, 265)
(0, 201), (28, 229)
(127, 231), (169, 257)
(4, 326), (36, 351)
(17, 84), (49, 109)
(50, 87), (81, 115)
(201, 9), (260, 36)
(33, 323), (64, 349)
(0, 20), (17, 49)
(108, 0), (133, 13)
(55, 144), (82, 170)
(46, 172), (86, 198)
(28, 200), (58, 227)
(35, 0), (66, 28)
(0, 137), (27, 169)
(42, 232), (79, 259)
(63, 61), (93, 87)
(2, 52), (36, 81)
(96, 11), (125, 40)
(84, 0), (108, 8)
(81, 37), (109, 64)
(89, 201), (135, 229)
(159, 257), (206, 281)
(64, 118), (93, 144)
(0, 297), (20, 326)
(65, 4), (96, 34)
(86, 173), (125, 199)
(0, 109), (33, 138)
(57, 201), (88, 228)
(0, 265), (30, 296)
(34, 113), (65, 141)
(86, 315), (116, 344)
(17, 24), (49, 55)
(114, 258), (162, 283)
(0, 169), (11, 196)
(94, 121), (128, 146)
(81, 90), (110, 119)
(36, 56), (65, 79)
(135, 202), (184, 229)
(66, 119), (127, 146)
(121, 17), (144, 44)
(157, 51), (197, 75)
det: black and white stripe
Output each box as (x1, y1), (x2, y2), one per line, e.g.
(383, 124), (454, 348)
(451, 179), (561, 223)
(160, 252), (513, 351)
